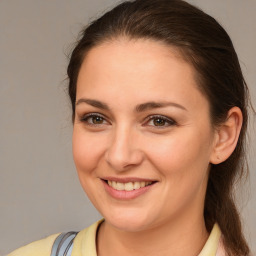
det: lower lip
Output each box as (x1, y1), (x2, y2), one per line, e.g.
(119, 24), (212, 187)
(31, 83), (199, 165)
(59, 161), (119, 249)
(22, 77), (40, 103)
(102, 180), (156, 200)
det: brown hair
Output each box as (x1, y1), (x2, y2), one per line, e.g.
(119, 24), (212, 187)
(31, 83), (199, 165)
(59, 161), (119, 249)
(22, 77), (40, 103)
(67, 0), (250, 255)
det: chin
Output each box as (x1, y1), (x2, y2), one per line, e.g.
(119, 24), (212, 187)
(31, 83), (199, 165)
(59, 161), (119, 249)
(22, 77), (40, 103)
(103, 209), (155, 232)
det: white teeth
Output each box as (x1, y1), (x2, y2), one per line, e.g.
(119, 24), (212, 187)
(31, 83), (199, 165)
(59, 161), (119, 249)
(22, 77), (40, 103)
(116, 182), (125, 191)
(140, 181), (146, 188)
(112, 181), (117, 189)
(107, 180), (153, 191)
(124, 182), (134, 191)
(134, 181), (141, 189)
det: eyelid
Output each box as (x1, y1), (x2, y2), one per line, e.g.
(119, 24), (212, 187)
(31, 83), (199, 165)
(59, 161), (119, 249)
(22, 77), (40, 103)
(78, 112), (176, 128)
(79, 112), (110, 125)
(143, 114), (177, 127)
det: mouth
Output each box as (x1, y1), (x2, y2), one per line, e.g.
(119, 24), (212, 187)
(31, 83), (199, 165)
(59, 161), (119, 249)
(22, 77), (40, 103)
(105, 180), (155, 191)
(101, 178), (157, 200)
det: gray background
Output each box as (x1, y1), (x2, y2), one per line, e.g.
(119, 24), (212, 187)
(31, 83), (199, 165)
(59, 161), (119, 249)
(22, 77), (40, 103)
(0, 0), (255, 255)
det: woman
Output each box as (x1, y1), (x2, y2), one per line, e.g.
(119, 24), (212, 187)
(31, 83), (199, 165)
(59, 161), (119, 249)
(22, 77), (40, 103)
(8, 0), (252, 255)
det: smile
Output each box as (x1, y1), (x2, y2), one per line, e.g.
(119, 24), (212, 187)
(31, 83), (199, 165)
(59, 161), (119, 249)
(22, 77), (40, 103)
(107, 180), (154, 191)
(102, 178), (157, 200)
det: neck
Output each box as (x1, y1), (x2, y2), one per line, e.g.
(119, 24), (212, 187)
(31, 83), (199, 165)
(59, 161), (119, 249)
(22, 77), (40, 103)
(97, 214), (209, 256)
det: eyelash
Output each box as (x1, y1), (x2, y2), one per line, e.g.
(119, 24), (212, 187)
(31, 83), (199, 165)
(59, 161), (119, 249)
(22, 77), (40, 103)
(80, 113), (108, 126)
(144, 115), (177, 128)
(79, 113), (177, 128)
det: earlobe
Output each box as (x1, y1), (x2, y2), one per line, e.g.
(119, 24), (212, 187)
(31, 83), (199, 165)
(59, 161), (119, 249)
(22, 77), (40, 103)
(210, 107), (243, 164)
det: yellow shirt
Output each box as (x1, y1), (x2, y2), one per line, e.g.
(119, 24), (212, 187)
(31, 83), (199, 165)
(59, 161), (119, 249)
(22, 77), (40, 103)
(8, 220), (223, 256)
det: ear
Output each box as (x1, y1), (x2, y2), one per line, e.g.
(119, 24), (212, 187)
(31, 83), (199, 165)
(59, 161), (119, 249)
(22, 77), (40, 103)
(210, 107), (243, 164)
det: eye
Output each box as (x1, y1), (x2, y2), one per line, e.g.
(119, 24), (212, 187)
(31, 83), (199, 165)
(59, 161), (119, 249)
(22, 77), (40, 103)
(145, 115), (176, 128)
(80, 113), (109, 126)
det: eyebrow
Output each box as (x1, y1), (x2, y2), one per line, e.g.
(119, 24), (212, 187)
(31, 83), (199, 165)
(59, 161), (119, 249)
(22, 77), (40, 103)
(76, 98), (109, 110)
(76, 98), (187, 112)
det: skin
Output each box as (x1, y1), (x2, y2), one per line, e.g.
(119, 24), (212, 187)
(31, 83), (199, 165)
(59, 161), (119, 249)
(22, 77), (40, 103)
(72, 39), (242, 256)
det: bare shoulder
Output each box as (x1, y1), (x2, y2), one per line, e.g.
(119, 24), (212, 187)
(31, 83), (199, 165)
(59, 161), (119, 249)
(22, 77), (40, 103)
(6, 233), (60, 256)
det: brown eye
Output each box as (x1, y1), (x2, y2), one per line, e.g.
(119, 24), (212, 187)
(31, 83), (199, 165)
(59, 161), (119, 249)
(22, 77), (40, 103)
(146, 115), (176, 128)
(153, 118), (166, 126)
(80, 113), (108, 126)
(91, 116), (104, 124)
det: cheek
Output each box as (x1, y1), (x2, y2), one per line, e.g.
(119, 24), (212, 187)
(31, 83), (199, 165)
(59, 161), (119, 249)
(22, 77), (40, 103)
(72, 128), (109, 204)
(72, 128), (106, 176)
(145, 128), (213, 178)
(146, 129), (212, 212)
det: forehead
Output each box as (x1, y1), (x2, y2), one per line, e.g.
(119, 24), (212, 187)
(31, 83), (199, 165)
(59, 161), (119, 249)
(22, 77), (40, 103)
(76, 39), (208, 112)
(80, 38), (187, 75)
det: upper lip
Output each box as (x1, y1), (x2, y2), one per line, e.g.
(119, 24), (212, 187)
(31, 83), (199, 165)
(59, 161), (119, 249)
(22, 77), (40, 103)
(101, 176), (158, 183)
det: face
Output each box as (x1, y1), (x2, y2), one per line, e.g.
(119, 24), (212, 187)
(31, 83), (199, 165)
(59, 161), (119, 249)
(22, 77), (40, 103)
(73, 39), (217, 232)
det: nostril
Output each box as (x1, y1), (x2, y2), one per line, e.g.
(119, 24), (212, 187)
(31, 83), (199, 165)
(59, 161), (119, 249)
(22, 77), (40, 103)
(105, 147), (145, 172)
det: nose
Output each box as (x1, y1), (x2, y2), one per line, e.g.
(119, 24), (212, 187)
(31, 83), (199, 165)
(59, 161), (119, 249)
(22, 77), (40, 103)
(105, 127), (144, 172)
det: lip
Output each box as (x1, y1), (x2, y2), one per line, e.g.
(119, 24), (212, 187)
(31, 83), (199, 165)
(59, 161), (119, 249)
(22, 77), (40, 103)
(101, 177), (158, 200)
(102, 176), (157, 183)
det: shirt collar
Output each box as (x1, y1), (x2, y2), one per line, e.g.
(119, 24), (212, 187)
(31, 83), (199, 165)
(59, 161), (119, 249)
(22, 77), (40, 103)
(198, 223), (222, 256)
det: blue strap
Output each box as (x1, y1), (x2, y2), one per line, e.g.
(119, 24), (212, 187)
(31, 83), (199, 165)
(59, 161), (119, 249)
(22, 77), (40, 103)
(51, 232), (78, 256)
